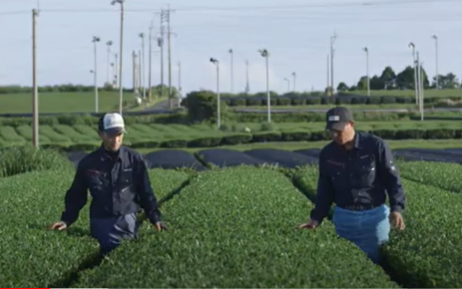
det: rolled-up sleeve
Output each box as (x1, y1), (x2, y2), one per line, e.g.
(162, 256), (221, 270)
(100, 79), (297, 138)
(135, 156), (162, 224)
(378, 140), (406, 213)
(61, 162), (88, 226)
(310, 150), (335, 224)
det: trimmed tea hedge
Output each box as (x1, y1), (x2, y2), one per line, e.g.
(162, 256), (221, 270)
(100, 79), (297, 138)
(0, 171), (100, 288)
(382, 179), (462, 288)
(293, 165), (462, 288)
(398, 160), (462, 193)
(74, 167), (398, 288)
(0, 168), (190, 288)
(3, 122), (462, 151)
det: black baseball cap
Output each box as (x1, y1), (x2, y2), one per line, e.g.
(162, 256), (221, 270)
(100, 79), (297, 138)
(325, 107), (354, 131)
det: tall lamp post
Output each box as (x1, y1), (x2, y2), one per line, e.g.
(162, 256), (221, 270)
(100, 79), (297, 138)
(284, 77), (290, 93)
(111, 0), (125, 114)
(259, 48), (271, 123)
(432, 35), (439, 89)
(92, 36), (101, 113)
(229, 48), (234, 93)
(409, 42), (418, 105)
(139, 32), (146, 99)
(210, 57), (221, 128)
(291, 71), (296, 91)
(363, 46), (370, 96)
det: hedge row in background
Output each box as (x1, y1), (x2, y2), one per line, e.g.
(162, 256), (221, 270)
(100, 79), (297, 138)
(294, 165), (462, 288)
(0, 168), (190, 288)
(75, 167), (398, 288)
(2, 110), (462, 128)
(3, 126), (462, 151)
(220, 94), (460, 107)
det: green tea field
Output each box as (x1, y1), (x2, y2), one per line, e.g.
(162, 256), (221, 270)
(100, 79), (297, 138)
(1, 145), (461, 288)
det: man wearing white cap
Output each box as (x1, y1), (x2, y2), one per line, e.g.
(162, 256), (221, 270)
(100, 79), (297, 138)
(49, 112), (166, 255)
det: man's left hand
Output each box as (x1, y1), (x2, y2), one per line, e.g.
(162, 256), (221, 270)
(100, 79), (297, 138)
(389, 212), (405, 230)
(154, 222), (168, 232)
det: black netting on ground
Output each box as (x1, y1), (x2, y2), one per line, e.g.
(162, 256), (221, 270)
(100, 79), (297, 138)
(393, 150), (462, 163)
(197, 149), (265, 168)
(244, 149), (318, 168)
(66, 151), (88, 167)
(293, 149), (321, 158)
(441, 148), (462, 155)
(144, 150), (207, 170)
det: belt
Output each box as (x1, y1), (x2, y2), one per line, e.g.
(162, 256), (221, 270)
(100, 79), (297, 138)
(339, 204), (379, 211)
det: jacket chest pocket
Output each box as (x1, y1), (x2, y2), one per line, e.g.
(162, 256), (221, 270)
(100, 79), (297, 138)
(119, 168), (134, 188)
(86, 171), (107, 192)
(352, 154), (376, 187)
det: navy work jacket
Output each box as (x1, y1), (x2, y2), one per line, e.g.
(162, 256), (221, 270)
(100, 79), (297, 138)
(60, 145), (161, 226)
(310, 132), (406, 223)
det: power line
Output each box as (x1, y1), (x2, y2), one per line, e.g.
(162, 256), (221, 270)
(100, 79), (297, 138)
(1, 0), (457, 15)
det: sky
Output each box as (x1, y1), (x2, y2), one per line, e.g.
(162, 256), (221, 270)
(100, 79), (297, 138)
(1, 0), (461, 95)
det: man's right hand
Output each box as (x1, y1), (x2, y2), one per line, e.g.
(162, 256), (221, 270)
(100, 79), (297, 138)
(49, 221), (67, 231)
(299, 219), (319, 229)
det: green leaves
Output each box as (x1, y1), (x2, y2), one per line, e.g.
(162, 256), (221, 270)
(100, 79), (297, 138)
(75, 167), (398, 288)
(0, 168), (190, 288)
(381, 179), (462, 288)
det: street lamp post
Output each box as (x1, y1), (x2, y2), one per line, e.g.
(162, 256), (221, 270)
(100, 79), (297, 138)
(409, 42), (418, 106)
(92, 36), (100, 113)
(229, 49), (234, 93)
(259, 49), (271, 123)
(363, 47), (370, 97)
(106, 41), (113, 85)
(210, 57), (221, 128)
(111, 0), (125, 114)
(284, 77), (290, 93)
(139, 32), (146, 99)
(432, 35), (439, 89)
(291, 72), (296, 91)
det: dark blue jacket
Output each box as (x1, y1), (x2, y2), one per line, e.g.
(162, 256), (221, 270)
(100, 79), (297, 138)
(60, 145), (161, 226)
(310, 132), (406, 223)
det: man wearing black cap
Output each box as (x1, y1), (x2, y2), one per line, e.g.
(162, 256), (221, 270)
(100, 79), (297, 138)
(299, 107), (406, 264)
(49, 112), (166, 255)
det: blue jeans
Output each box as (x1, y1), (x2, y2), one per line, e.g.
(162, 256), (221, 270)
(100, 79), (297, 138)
(90, 213), (141, 256)
(332, 204), (390, 264)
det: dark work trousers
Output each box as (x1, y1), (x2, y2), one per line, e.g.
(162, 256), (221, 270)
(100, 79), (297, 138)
(90, 212), (141, 256)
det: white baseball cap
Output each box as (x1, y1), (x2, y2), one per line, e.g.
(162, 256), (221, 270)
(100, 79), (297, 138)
(98, 112), (126, 136)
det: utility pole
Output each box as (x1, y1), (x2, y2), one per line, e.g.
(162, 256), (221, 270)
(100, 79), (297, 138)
(330, 31), (337, 99)
(229, 49), (234, 93)
(139, 33), (146, 99)
(93, 36), (100, 113)
(111, 0), (125, 115)
(292, 71), (296, 91)
(161, 6), (176, 108)
(432, 35), (438, 89)
(106, 41), (112, 85)
(259, 49), (271, 123)
(158, 12), (165, 99)
(245, 60), (250, 94)
(32, 8), (39, 149)
(210, 58), (220, 128)
(148, 20), (153, 101)
(326, 54), (330, 96)
(364, 47), (370, 97)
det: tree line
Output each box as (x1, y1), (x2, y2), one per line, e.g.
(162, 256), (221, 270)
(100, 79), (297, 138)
(337, 65), (460, 92)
